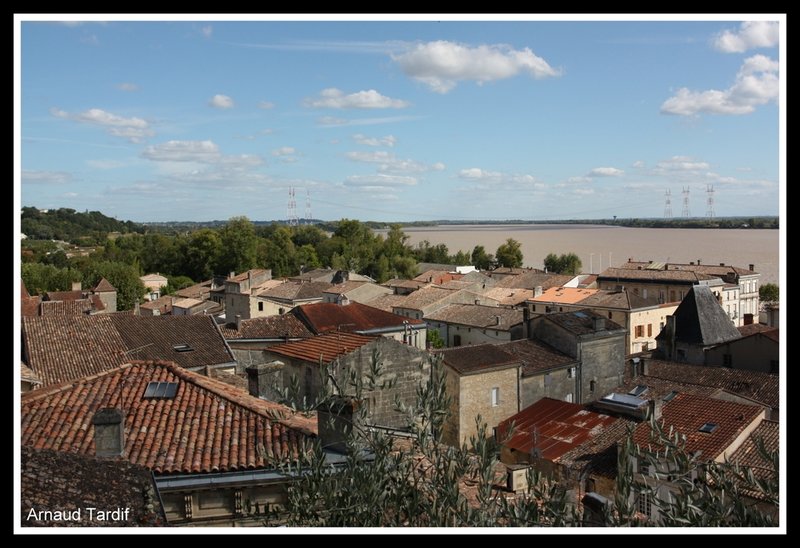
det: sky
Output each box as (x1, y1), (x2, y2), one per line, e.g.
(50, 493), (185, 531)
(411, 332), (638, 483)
(17, 16), (783, 223)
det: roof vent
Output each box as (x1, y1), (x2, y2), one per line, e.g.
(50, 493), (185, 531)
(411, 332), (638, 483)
(699, 422), (718, 433)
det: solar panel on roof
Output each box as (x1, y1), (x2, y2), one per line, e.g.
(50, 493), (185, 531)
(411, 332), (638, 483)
(144, 381), (179, 399)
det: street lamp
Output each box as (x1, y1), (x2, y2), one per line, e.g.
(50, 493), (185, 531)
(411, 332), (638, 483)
(589, 253), (596, 274)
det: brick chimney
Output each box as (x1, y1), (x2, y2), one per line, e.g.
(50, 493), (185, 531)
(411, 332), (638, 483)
(93, 408), (125, 457)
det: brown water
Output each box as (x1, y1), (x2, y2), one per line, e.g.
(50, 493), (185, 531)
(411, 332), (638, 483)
(382, 225), (780, 285)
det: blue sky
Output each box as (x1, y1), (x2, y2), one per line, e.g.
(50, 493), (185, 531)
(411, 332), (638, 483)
(18, 17), (782, 222)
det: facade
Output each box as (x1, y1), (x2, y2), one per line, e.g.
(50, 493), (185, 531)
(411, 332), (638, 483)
(223, 269), (273, 321)
(259, 334), (431, 430)
(530, 310), (627, 404)
(250, 281), (331, 319)
(705, 327), (779, 374)
(140, 273), (168, 302)
(425, 304), (524, 347)
(322, 281), (392, 305)
(438, 344), (522, 447)
(498, 339), (579, 408)
(92, 278), (118, 313)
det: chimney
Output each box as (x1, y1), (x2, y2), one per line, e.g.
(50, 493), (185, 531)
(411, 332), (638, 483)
(317, 396), (360, 454)
(338, 294), (350, 306)
(93, 408), (125, 457)
(72, 281), (82, 291)
(246, 360), (284, 399)
(719, 263), (725, 267)
(235, 314), (242, 328)
(697, 259), (702, 265)
(749, 264), (755, 272)
(689, 261), (695, 266)
(534, 286), (543, 297)
(647, 399), (663, 421)
(592, 316), (606, 331)
(631, 357), (640, 378)
(229, 271), (235, 279)
(743, 313), (754, 325)
(134, 300), (141, 316)
(614, 285), (624, 292)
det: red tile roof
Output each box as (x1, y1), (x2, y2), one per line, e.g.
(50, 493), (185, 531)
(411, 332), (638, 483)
(21, 360), (315, 475)
(219, 314), (314, 340)
(632, 393), (764, 459)
(21, 296), (41, 317)
(737, 323), (779, 342)
(498, 398), (619, 461)
(93, 277), (116, 292)
(727, 420), (779, 500)
(437, 344), (520, 375)
(267, 332), (375, 364)
(294, 302), (423, 335)
(44, 290), (85, 302)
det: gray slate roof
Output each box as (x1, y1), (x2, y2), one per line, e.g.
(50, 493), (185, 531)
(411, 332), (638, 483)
(657, 285), (741, 346)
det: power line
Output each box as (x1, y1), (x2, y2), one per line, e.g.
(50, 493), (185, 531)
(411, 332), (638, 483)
(681, 187), (691, 218)
(664, 189), (672, 219)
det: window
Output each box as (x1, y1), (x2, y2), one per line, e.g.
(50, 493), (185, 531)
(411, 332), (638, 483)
(723, 354), (732, 367)
(567, 367), (575, 379)
(172, 344), (194, 353)
(608, 311), (613, 319)
(637, 493), (653, 517)
(635, 325), (644, 338)
(699, 422), (718, 433)
(453, 335), (462, 347)
(491, 387), (500, 407)
(659, 290), (665, 302)
(770, 360), (778, 374)
(278, 307), (285, 315)
(659, 322), (665, 332)
(258, 302), (264, 312)
(679, 291), (685, 301)
(564, 393), (573, 403)
(670, 290), (676, 302)
(590, 380), (596, 393)
(642, 289), (648, 299)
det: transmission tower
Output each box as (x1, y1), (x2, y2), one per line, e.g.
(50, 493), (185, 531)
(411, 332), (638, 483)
(681, 186), (690, 218)
(706, 184), (715, 219)
(287, 187), (298, 226)
(663, 189), (672, 219)
(304, 189), (312, 223)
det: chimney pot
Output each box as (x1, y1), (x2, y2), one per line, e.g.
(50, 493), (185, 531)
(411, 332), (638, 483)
(93, 408), (125, 457)
(534, 286), (543, 297)
(749, 264), (755, 272)
(229, 271), (235, 279)
(235, 314), (242, 328)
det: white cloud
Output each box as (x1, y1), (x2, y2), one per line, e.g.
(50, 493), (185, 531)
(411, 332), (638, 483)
(655, 156), (710, 172)
(142, 140), (221, 162)
(344, 174), (418, 188)
(458, 168), (543, 190)
(352, 133), (397, 147)
(566, 176), (592, 184)
(458, 168), (503, 181)
(201, 25), (213, 38)
(86, 159), (126, 169)
(21, 170), (72, 184)
(318, 116), (348, 126)
(392, 40), (562, 93)
(305, 88), (409, 109)
(272, 146), (296, 156)
(116, 82), (139, 92)
(209, 94), (234, 109)
(50, 107), (154, 142)
(661, 55), (778, 116)
(632, 160), (646, 168)
(713, 21), (779, 53)
(587, 167), (624, 177)
(347, 150), (444, 174)
(258, 101), (275, 109)
(346, 150), (395, 164)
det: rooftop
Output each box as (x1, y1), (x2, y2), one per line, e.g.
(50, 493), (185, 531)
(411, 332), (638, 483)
(174, 279), (216, 300)
(494, 271), (573, 290)
(21, 447), (166, 527)
(728, 420), (779, 499)
(437, 344), (520, 376)
(322, 280), (369, 294)
(227, 269), (270, 283)
(530, 287), (599, 304)
(617, 260), (758, 277)
(737, 323), (779, 342)
(540, 309), (625, 336)
(259, 281), (331, 302)
(393, 286), (457, 311)
(631, 393), (764, 459)
(426, 303), (523, 330)
(496, 339), (576, 377)
(656, 285), (741, 346)
(267, 332), (376, 364)
(293, 301), (423, 335)
(140, 273), (168, 282)
(22, 360), (315, 475)
(598, 267), (716, 284)
(480, 287), (534, 306)
(498, 398), (619, 461)
(363, 293), (408, 313)
(219, 314), (314, 340)
(93, 277), (116, 292)
(172, 297), (204, 308)
(577, 289), (668, 309)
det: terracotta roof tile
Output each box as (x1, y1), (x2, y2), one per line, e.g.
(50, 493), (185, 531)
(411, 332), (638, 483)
(426, 303), (522, 330)
(480, 287), (534, 306)
(494, 272), (572, 290)
(363, 293), (408, 312)
(618, 260), (757, 276)
(632, 393), (764, 459)
(738, 323), (779, 340)
(44, 290), (85, 302)
(93, 277), (116, 292)
(21, 361), (315, 474)
(293, 301), (423, 335)
(497, 339), (576, 376)
(393, 286), (458, 312)
(437, 344), (520, 375)
(267, 332), (375, 364)
(174, 279), (215, 300)
(219, 314), (314, 340)
(21, 296), (41, 317)
(259, 281), (331, 301)
(598, 267), (715, 283)
(727, 420), (779, 499)
(531, 287), (598, 304)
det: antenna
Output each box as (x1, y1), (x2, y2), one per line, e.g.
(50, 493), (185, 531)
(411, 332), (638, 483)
(663, 189), (672, 219)
(706, 184), (715, 219)
(305, 189), (312, 224)
(287, 186), (298, 226)
(681, 186), (690, 218)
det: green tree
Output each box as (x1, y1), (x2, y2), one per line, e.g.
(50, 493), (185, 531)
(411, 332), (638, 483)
(163, 275), (195, 296)
(495, 238), (523, 268)
(21, 263), (82, 295)
(471, 245), (494, 270)
(217, 216), (258, 275)
(82, 260), (146, 310)
(759, 283), (779, 304)
(179, 229), (222, 281)
(543, 252), (582, 275)
(426, 329), (446, 349)
(450, 250), (471, 266)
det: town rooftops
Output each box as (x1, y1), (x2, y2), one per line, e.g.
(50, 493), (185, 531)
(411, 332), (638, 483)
(267, 332), (376, 364)
(597, 267), (716, 284)
(172, 297), (204, 309)
(393, 286), (457, 311)
(219, 314), (314, 340)
(174, 279), (217, 300)
(293, 301), (423, 335)
(530, 287), (598, 304)
(576, 289), (668, 309)
(21, 447), (167, 527)
(21, 362), (42, 386)
(494, 272), (573, 290)
(227, 269), (271, 283)
(656, 285), (741, 346)
(497, 398), (619, 461)
(43, 290), (85, 302)
(540, 309), (625, 336)
(21, 360), (315, 475)
(383, 278), (430, 291)
(426, 303), (523, 330)
(631, 393), (764, 459)
(93, 277), (116, 292)
(322, 280), (369, 294)
(617, 259), (758, 277)
(414, 270), (463, 285)
(728, 419), (779, 499)
(140, 273), (168, 282)
(496, 339), (576, 377)
(737, 323), (779, 342)
(437, 344), (520, 376)
(363, 293), (408, 313)
(479, 287), (534, 306)
(259, 281), (331, 302)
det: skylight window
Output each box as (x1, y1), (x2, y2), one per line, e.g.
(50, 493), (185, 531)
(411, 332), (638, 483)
(172, 344), (194, 352)
(699, 422), (718, 433)
(662, 390), (679, 402)
(144, 381), (178, 399)
(628, 385), (649, 397)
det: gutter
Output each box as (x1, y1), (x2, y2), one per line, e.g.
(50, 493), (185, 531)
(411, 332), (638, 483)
(356, 323), (427, 336)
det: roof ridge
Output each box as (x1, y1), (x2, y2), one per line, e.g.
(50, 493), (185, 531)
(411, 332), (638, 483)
(21, 362), (137, 402)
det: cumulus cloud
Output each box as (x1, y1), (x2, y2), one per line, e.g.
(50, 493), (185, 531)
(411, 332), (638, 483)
(458, 168), (543, 190)
(116, 82), (139, 92)
(347, 150), (444, 174)
(201, 25), (213, 38)
(566, 176), (592, 184)
(661, 54), (778, 116)
(305, 88), (409, 109)
(346, 150), (395, 164)
(344, 174), (418, 188)
(632, 160), (646, 168)
(713, 21), (779, 53)
(353, 133), (397, 147)
(272, 146), (296, 156)
(258, 101), (275, 109)
(587, 167), (624, 177)
(655, 156), (710, 172)
(21, 170), (72, 184)
(50, 107), (154, 142)
(142, 140), (221, 162)
(209, 94), (234, 109)
(392, 40), (562, 93)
